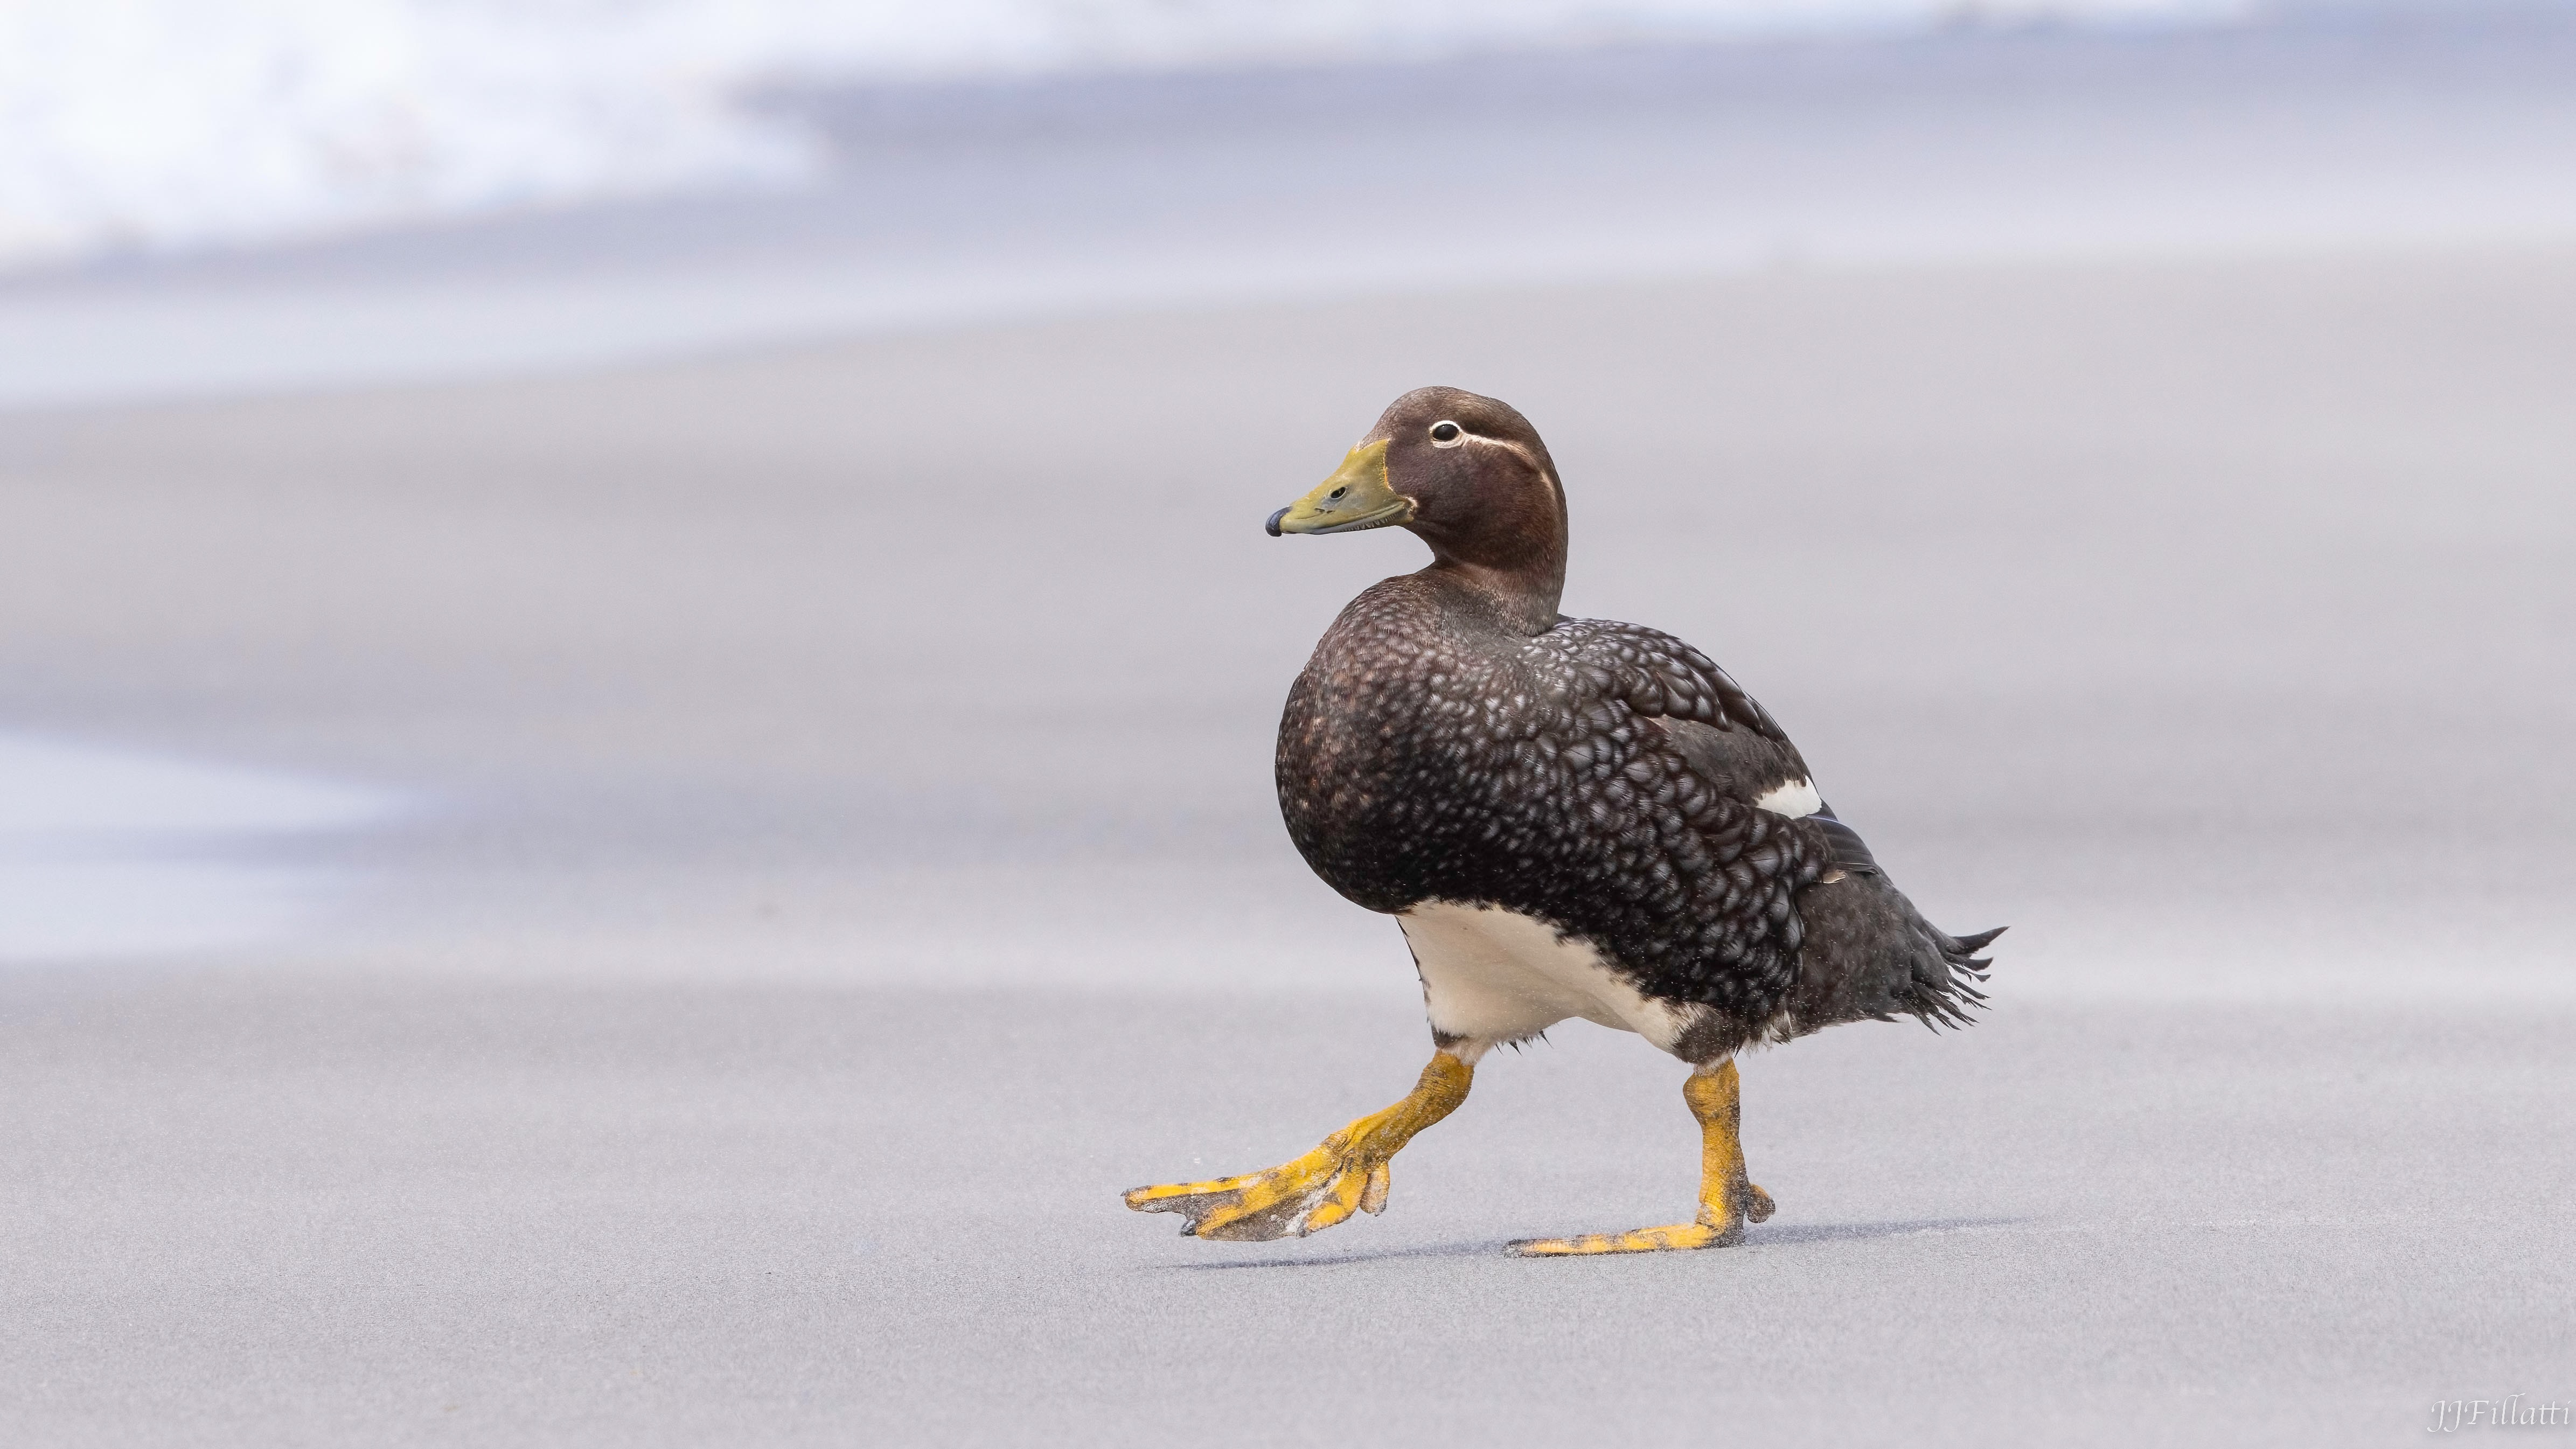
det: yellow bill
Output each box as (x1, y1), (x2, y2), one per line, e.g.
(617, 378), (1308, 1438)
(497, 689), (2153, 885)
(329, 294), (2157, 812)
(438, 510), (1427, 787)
(1266, 439), (1415, 536)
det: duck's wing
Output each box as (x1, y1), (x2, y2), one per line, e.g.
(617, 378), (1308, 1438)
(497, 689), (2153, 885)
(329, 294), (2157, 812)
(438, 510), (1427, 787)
(1493, 616), (1829, 1018)
(1542, 617), (1828, 823)
(1541, 617), (1788, 739)
(1530, 616), (1987, 1037)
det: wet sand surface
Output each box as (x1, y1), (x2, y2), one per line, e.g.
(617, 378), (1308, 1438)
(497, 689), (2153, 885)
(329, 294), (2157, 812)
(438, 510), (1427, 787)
(3, 249), (2572, 1443)
(5, 980), (2570, 1446)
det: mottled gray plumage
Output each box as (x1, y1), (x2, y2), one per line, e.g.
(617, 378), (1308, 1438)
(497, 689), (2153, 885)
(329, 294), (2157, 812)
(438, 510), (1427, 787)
(1275, 386), (1996, 1061)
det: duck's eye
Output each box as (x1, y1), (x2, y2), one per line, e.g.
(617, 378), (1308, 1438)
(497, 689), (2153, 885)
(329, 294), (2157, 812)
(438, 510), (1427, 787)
(1428, 420), (1464, 446)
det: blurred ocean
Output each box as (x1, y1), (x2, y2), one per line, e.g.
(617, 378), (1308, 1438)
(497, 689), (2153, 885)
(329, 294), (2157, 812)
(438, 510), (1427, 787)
(6, 0), (2574, 411)
(0, 734), (399, 962)
(1, 0), (2318, 270)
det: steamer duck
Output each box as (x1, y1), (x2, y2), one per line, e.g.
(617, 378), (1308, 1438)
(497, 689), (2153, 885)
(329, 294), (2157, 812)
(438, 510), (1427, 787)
(1126, 387), (2000, 1255)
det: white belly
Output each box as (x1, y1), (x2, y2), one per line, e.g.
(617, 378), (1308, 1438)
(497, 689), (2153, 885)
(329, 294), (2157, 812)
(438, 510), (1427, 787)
(1397, 901), (1696, 1060)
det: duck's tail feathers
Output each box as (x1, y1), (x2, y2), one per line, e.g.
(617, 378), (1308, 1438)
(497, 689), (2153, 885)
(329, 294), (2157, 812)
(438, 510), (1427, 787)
(1786, 865), (2003, 1038)
(1902, 923), (2003, 1032)
(1949, 925), (2007, 955)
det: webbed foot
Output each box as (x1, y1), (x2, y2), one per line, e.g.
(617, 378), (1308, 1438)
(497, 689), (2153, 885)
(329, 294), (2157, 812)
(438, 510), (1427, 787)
(1123, 1051), (1472, 1243)
(1508, 1061), (1771, 1258)
(1508, 1183), (1774, 1257)
(1124, 1148), (1393, 1241)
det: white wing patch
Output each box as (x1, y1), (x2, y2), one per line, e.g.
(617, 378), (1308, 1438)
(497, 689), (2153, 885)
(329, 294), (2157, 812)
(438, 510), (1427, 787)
(1753, 777), (1823, 818)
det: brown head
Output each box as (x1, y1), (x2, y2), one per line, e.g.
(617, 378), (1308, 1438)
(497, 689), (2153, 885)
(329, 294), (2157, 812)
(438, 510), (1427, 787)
(1266, 386), (1568, 633)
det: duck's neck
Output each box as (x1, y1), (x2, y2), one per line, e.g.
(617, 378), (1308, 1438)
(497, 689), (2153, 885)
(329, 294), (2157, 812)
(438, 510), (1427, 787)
(1410, 468), (1569, 635)
(1424, 547), (1565, 636)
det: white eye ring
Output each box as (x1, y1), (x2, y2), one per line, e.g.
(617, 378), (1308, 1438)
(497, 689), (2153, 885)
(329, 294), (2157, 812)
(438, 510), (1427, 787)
(1428, 420), (1465, 447)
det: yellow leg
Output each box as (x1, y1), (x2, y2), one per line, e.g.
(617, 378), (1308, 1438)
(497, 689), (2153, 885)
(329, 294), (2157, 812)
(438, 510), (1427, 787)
(1123, 1052), (1472, 1241)
(1510, 1059), (1777, 1257)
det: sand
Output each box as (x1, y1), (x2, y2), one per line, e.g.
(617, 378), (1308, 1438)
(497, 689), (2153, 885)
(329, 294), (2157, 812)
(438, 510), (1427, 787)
(2, 248), (2572, 1444)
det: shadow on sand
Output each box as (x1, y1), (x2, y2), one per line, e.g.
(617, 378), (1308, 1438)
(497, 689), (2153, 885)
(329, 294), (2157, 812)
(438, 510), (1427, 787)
(1153, 1216), (2035, 1271)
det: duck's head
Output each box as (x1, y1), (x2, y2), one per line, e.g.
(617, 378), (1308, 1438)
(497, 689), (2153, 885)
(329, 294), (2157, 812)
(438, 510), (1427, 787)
(1268, 386), (1569, 628)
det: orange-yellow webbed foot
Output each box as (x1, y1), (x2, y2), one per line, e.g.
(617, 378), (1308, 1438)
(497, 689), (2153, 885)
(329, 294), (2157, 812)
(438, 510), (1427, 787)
(1510, 1221), (1729, 1256)
(1123, 1054), (1466, 1243)
(1122, 1144), (1391, 1241)
(1507, 1181), (1773, 1257)
(1506, 1182), (1774, 1257)
(1508, 1060), (1772, 1258)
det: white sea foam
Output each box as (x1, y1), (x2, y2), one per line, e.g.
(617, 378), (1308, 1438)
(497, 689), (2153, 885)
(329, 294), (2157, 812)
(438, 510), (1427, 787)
(0, 0), (2262, 271)
(0, 734), (401, 962)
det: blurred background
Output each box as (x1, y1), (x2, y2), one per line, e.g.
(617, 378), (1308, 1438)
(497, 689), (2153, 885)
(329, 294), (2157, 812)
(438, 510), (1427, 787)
(3, 2), (2571, 1444)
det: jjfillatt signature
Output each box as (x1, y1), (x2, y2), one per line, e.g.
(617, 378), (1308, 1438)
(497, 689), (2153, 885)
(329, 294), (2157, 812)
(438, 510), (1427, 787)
(2429, 1397), (2571, 1432)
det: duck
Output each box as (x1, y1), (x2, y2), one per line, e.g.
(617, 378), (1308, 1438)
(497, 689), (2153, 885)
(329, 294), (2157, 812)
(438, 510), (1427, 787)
(1125, 386), (2000, 1256)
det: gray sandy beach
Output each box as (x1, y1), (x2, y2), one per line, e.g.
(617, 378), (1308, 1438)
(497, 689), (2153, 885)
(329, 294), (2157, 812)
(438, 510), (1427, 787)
(5, 242), (2572, 1444)
(9, 16), (2576, 1445)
